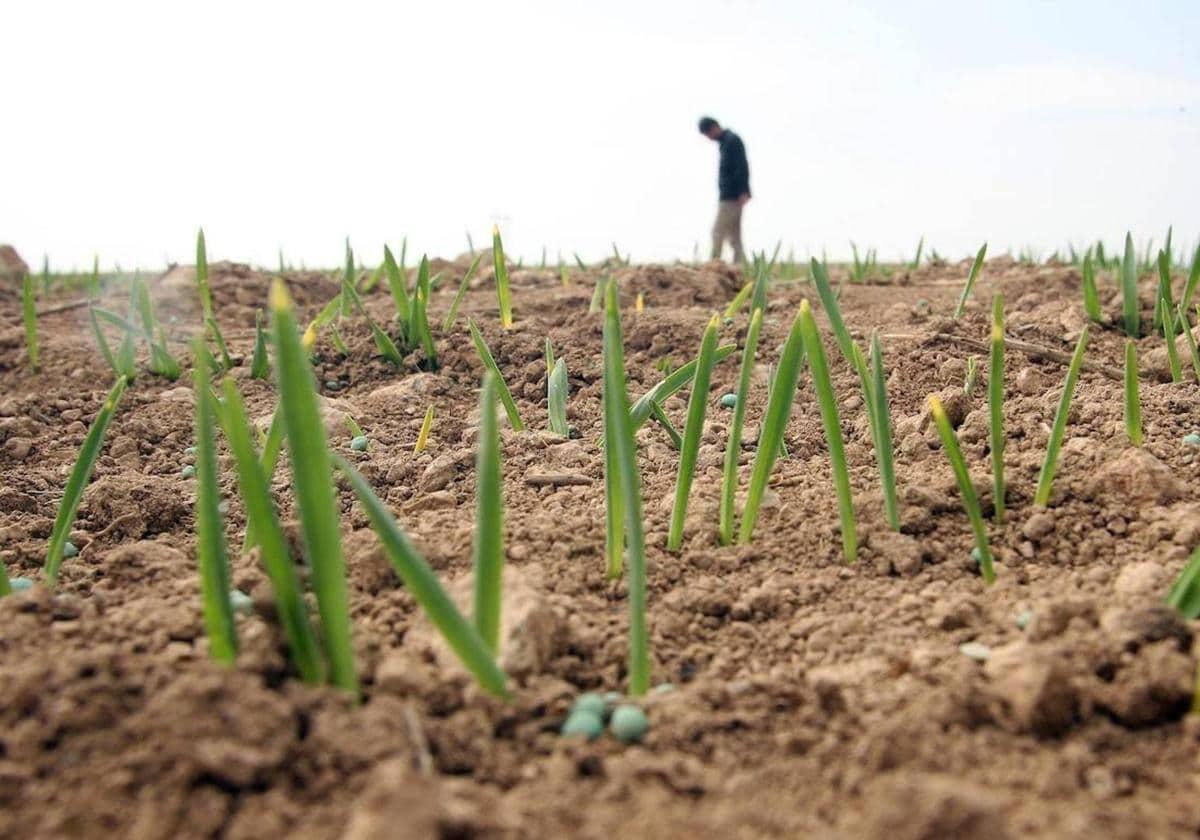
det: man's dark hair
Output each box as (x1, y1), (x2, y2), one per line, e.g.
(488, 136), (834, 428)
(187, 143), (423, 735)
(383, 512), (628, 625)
(698, 116), (719, 134)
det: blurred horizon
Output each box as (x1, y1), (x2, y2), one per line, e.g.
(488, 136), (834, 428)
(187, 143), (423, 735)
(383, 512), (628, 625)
(3, 0), (1198, 272)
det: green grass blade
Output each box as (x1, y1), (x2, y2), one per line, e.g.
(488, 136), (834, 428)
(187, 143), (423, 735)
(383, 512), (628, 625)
(1156, 249), (1176, 334)
(22, 273), (38, 372)
(1177, 304), (1200, 383)
(723, 281), (753, 319)
(1121, 232), (1140, 337)
(219, 379), (324, 683)
(193, 342), (236, 663)
(1166, 543), (1200, 619)
(332, 456), (509, 697)
(270, 279), (358, 696)
(667, 314), (720, 551)
(649, 401), (683, 449)
(810, 258), (858, 366)
(250, 309), (270, 379)
(466, 318), (524, 430)
(207, 316), (234, 371)
(720, 308), (763, 545)
(492, 226), (514, 328)
(441, 254), (482, 332)
(1034, 325), (1090, 506)
(869, 333), (900, 531)
(989, 295), (1006, 522)
(411, 286), (437, 368)
(548, 357), (569, 436)
(1181, 242), (1200, 315)
(197, 228), (214, 323)
(798, 301), (857, 562)
(383, 244), (411, 327)
(89, 307), (118, 373)
(89, 254), (100, 299)
(544, 338), (555, 374)
(1160, 296), (1183, 383)
(929, 395), (995, 584)
(303, 293), (344, 352)
(1125, 339), (1143, 446)
(603, 279), (650, 695)
(45, 376), (128, 584)
(589, 276), (606, 313)
(1081, 253), (1101, 322)
(629, 345), (737, 431)
(953, 243), (988, 319)
(240, 406), (285, 554)
(738, 310), (806, 544)
(473, 374), (504, 653)
(342, 261), (404, 366)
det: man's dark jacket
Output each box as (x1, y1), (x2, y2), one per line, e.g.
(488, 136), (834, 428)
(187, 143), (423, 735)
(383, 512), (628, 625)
(718, 129), (750, 201)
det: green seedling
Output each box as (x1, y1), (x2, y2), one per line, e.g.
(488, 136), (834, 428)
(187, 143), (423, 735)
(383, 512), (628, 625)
(383, 243), (411, 327)
(1181, 242), (1200, 315)
(1125, 339), (1143, 446)
(724, 281), (753, 319)
(1121, 232), (1139, 337)
(648, 401), (683, 449)
(193, 342), (236, 663)
(1155, 249), (1176, 334)
(467, 318), (524, 431)
(909, 235), (924, 269)
(798, 301), (857, 563)
(473, 374), (505, 653)
(602, 279), (650, 696)
(738, 308), (806, 544)
(207, 316), (234, 372)
(964, 355), (979, 398)
(1177, 304), (1200, 383)
(869, 333), (900, 531)
(45, 376), (128, 584)
(1034, 325), (1090, 506)
(1160, 294), (1183, 384)
(334, 456), (509, 697)
(928, 395), (995, 584)
(342, 245), (403, 366)
(196, 228), (214, 323)
(589, 276), (606, 313)
(666, 314), (720, 551)
(548, 357), (570, 436)
(492, 226), (514, 328)
(415, 405), (434, 453)
(720, 308), (763, 545)
(628, 345), (737, 432)
(270, 279), (358, 697)
(989, 295), (1006, 522)
(953, 243), (988, 319)
(22, 273), (38, 372)
(250, 309), (270, 379)
(442, 254), (483, 331)
(1166, 543), (1200, 620)
(1081, 253), (1101, 323)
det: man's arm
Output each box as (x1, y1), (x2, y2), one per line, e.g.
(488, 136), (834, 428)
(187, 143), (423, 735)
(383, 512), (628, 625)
(733, 136), (750, 203)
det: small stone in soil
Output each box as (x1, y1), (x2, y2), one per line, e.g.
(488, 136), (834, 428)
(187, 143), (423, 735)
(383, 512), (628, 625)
(325, 380), (341, 391)
(10, 577), (34, 592)
(571, 692), (606, 719)
(959, 642), (991, 661)
(180, 465), (196, 478)
(184, 446), (197, 456)
(652, 683), (675, 694)
(229, 590), (254, 616)
(610, 705), (649, 743)
(720, 393), (737, 408)
(603, 691), (623, 711)
(1183, 433), (1200, 447)
(1015, 610), (1034, 630)
(561, 710), (603, 741)
(350, 436), (369, 451)
(63, 541), (79, 558)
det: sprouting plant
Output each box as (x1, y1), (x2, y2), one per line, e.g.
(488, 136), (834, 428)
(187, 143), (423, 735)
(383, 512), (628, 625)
(467, 318), (524, 431)
(1155, 248), (1176, 335)
(1159, 296), (1183, 383)
(602, 279), (650, 696)
(196, 228), (214, 324)
(1166, 543), (1200, 620)
(45, 376), (129, 585)
(588, 276), (606, 313)
(492, 226), (514, 329)
(415, 405), (434, 453)
(218, 380), (324, 683)
(909, 236), (925, 270)
(1125, 339), (1143, 446)
(928, 395), (995, 584)
(270, 279), (358, 697)
(342, 243), (403, 366)
(1181, 242), (1200, 315)
(627, 345), (737, 434)
(953, 243), (988, 319)
(1034, 325), (1090, 506)
(723, 281), (753, 319)
(409, 257), (438, 368)
(1121, 232), (1140, 338)
(849, 242), (878, 282)
(798, 300), (857, 562)
(738, 308), (805, 544)
(334, 456), (509, 697)
(989, 294), (1006, 522)
(963, 355), (979, 398)
(649, 401), (683, 449)
(442, 254), (483, 331)
(383, 243), (411, 328)
(1081, 252), (1102, 323)
(473, 374), (504, 652)
(193, 342), (236, 664)
(548, 357), (569, 437)
(666, 315), (720, 552)
(88, 255), (101, 299)
(22, 272), (38, 372)
(250, 309), (270, 379)
(1177, 304), (1200, 383)
(720, 308), (763, 546)
(869, 333), (899, 531)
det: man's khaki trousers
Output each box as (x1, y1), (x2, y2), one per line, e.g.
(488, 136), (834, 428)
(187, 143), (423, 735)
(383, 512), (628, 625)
(711, 200), (745, 264)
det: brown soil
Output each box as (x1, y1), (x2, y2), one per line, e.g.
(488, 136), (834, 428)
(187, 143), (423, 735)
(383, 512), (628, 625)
(2, 255), (1199, 839)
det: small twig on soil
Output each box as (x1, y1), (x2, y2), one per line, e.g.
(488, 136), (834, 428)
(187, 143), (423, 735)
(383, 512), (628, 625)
(882, 331), (1124, 381)
(35, 299), (91, 317)
(403, 700), (434, 777)
(524, 472), (592, 487)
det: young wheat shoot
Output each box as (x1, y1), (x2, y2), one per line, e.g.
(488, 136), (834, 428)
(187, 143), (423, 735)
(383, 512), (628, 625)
(1034, 325), (1090, 506)
(928, 395), (996, 584)
(666, 314), (720, 551)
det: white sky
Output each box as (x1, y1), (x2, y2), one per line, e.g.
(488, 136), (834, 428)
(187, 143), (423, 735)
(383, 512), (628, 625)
(3, 0), (1198, 270)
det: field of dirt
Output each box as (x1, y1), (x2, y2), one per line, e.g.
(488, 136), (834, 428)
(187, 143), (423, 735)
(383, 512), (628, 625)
(1, 252), (1199, 839)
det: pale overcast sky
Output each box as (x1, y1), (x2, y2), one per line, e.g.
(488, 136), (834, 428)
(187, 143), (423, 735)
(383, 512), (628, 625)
(4, 0), (1198, 270)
